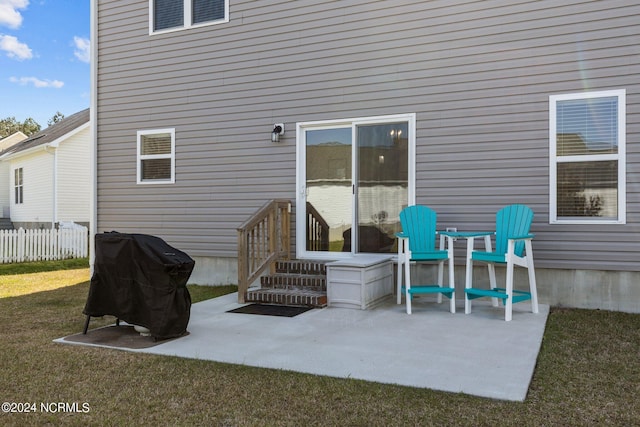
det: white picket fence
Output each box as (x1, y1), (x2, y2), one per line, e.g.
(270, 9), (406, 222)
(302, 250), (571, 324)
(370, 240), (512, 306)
(0, 227), (88, 264)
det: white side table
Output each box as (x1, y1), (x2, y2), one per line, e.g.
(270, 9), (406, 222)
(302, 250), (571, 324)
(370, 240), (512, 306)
(439, 231), (495, 312)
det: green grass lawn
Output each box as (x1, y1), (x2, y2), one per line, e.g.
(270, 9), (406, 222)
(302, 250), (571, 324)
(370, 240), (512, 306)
(0, 259), (639, 426)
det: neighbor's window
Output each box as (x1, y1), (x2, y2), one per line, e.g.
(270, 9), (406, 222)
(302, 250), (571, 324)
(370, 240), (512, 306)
(151, 0), (228, 33)
(14, 168), (23, 204)
(549, 89), (626, 224)
(137, 129), (175, 184)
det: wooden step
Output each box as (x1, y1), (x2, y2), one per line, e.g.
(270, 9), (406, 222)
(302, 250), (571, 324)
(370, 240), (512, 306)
(260, 273), (326, 291)
(274, 260), (327, 275)
(244, 259), (329, 308)
(245, 288), (327, 307)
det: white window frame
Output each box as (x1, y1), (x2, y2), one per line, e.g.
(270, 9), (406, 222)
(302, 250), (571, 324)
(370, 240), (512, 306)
(549, 89), (626, 224)
(137, 128), (176, 185)
(149, 0), (229, 35)
(14, 167), (23, 204)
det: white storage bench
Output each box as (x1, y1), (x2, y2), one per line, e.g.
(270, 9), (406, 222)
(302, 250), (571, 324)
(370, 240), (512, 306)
(326, 255), (394, 310)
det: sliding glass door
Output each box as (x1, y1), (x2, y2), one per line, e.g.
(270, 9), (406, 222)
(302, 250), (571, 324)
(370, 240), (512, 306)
(304, 126), (353, 253)
(297, 114), (414, 259)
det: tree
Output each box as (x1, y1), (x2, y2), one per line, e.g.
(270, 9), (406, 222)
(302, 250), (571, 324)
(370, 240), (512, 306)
(0, 116), (41, 138)
(21, 118), (41, 135)
(48, 111), (65, 127)
(0, 117), (20, 138)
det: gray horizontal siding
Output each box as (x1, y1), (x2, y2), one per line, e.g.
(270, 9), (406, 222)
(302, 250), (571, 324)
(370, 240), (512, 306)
(96, 0), (640, 270)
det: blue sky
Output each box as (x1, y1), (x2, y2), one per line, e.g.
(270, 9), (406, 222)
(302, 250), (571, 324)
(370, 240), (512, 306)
(0, 0), (90, 128)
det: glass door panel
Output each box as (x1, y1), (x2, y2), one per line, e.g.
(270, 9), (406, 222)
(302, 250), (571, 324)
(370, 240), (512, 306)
(305, 128), (352, 252)
(356, 123), (408, 253)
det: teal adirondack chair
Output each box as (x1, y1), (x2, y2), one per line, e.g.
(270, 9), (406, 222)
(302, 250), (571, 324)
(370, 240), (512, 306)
(398, 205), (455, 314)
(465, 204), (539, 321)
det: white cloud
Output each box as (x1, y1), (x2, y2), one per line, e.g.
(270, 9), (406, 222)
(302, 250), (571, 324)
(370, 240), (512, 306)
(73, 36), (90, 63)
(9, 76), (64, 88)
(0, 33), (31, 59)
(0, 0), (29, 29)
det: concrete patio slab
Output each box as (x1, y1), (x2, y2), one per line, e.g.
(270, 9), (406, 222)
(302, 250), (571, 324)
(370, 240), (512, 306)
(57, 293), (549, 402)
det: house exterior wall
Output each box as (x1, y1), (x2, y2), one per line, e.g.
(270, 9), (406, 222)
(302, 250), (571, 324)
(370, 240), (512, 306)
(5, 126), (90, 228)
(10, 150), (54, 226)
(0, 161), (10, 218)
(57, 126), (90, 224)
(94, 1), (640, 309)
(0, 132), (27, 218)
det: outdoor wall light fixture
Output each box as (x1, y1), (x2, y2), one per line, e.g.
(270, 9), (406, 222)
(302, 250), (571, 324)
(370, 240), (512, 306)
(272, 123), (284, 142)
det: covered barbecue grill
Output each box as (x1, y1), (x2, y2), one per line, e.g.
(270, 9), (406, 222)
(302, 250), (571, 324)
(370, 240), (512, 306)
(83, 232), (194, 340)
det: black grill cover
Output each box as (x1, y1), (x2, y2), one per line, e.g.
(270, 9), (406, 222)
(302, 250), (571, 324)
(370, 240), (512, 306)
(83, 232), (194, 339)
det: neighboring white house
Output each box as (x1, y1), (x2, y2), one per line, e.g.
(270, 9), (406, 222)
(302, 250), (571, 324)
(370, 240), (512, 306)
(0, 109), (90, 229)
(0, 131), (28, 221)
(0, 131), (28, 151)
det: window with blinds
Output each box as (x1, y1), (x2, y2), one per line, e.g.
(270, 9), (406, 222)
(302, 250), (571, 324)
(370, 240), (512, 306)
(137, 129), (175, 184)
(550, 90), (626, 224)
(193, 0), (226, 24)
(152, 0), (228, 33)
(154, 0), (183, 31)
